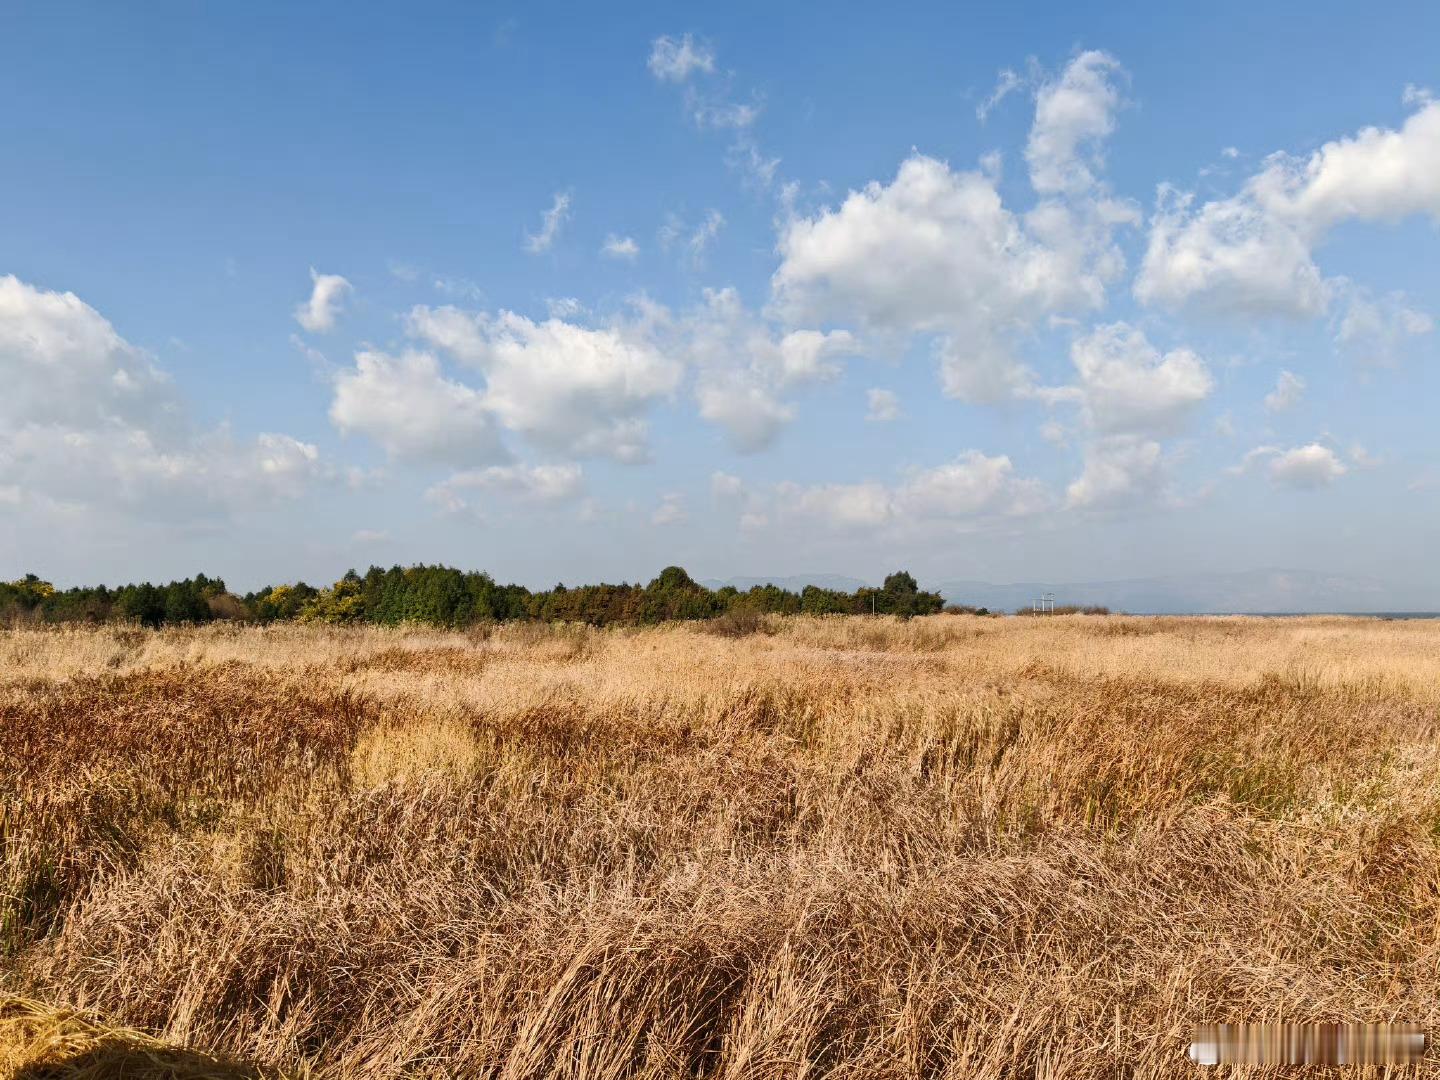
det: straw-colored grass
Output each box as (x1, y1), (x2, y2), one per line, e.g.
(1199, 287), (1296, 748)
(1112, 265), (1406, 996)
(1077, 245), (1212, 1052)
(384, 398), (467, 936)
(0, 995), (287, 1078)
(3, 614), (1440, 1077)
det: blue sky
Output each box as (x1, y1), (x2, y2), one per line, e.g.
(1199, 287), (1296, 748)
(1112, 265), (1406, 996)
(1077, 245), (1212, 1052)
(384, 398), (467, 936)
(2, 1), (1438, 594)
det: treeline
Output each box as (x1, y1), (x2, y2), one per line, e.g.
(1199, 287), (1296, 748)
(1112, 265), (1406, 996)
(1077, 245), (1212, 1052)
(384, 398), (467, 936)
(1, 566), (946, 629)
(0, 573), (246, 627)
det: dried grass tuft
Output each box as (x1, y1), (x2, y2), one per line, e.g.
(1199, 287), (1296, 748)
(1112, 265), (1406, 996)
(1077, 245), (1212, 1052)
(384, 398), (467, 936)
(0, 995), (289, 1079)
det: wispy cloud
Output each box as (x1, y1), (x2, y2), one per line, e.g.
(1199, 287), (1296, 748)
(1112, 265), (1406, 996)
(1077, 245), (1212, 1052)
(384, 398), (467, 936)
(601, 234), (639, 260)
(647, 34), (715, 82)
(1263, 370), (1305, 413)
(976, 68), (1022, 121)
(525, 192), (572, 254)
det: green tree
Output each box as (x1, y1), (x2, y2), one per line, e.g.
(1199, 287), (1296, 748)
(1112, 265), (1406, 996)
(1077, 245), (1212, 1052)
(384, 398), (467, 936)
(876, 570), (944, 619)
(298, 576), (366, 623)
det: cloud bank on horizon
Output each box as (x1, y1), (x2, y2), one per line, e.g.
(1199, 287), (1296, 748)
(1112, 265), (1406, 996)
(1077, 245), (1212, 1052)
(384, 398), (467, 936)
(1, 6), (1437, 592)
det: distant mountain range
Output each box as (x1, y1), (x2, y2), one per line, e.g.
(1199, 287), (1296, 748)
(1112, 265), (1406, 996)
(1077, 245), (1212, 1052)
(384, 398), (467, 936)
(701, 569), (1440, 615)
(699, 574), (871, 594)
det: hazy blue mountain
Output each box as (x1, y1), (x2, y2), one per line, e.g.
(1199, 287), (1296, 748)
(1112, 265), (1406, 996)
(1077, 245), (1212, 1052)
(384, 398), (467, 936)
(703, 569), (1439, 614)
(932, 569), (1439, 615)
(699, 574), (872, 593)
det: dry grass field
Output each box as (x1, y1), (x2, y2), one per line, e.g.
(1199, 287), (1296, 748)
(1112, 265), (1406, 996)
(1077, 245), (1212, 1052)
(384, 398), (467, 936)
(3, 614), (1440, 1078)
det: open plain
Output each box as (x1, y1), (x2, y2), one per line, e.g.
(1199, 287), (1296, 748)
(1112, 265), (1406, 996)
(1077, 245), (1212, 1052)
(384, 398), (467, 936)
(4, 614), (1440, 1078)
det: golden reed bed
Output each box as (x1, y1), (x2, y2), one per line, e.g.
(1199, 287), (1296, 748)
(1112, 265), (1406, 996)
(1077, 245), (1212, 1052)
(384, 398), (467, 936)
(3, 614), (1440, 1078)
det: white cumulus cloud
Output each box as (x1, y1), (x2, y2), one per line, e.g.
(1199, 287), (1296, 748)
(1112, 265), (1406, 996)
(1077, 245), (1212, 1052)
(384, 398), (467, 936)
(406, 305), (681, 462)
(1, 274), (325, 518)
(1268, 444), (1349, 489)
(1026, 50), (1124, 196)
(329, 349), (505, 465)
(1134, 183), (1327, 317)
(1055, 322), (1213, 435)
(1065, 435), (1166, 510)
(294, 268), (352, 333)
(1232, 443), (1349, 489)
(695, 379), (795, 454)
(772, 54), (1137, 406)
(781, 452), (1046, 530)
(1136, 98), (1440, 317)
(670, 287), (856, 452)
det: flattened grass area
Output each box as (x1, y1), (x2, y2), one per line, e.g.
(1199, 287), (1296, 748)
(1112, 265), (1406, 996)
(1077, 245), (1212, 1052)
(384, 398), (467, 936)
(0, 995), (284, 1079)
(2, 616), (1439, 1078)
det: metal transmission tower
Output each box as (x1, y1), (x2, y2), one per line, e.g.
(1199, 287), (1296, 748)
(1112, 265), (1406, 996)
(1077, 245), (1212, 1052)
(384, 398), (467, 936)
(1031, 592), (1055, 615)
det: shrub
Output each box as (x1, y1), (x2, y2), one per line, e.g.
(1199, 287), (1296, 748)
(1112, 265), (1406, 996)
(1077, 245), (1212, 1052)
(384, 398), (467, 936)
(702, 606), (770, 637)
(204, 594), (252, 621)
